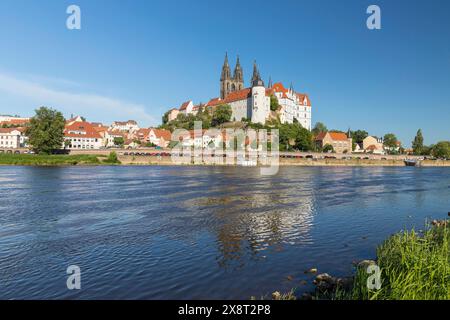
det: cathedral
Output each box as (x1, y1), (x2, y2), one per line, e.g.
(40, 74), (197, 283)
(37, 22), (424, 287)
(167, 53), (312, 128)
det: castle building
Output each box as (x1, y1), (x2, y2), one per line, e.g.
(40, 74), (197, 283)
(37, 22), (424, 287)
(167, 54), (312, 128)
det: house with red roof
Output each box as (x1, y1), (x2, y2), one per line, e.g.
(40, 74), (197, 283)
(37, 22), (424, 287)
(315, 132), (353, 153)
(64, 118), (104, 150)
(0, 128), (22, 149)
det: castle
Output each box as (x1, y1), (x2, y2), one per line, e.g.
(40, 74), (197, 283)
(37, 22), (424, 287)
(167, 54), (312, 129)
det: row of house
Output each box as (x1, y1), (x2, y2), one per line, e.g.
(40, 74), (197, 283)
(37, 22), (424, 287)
(63, 116), (172, 150)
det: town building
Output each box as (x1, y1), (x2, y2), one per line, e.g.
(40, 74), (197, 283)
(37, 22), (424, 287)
(64, 118), (103, 150)
(315, 132), (353, 153)
(0, 128), (22, 149)
(362, 136), (385, 154)
(167, 109), (180, 122)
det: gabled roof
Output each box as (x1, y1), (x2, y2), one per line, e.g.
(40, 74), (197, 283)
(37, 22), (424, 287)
(65, 121), (102, 139)
(272, 82), (288, 93)
(151, 129), (172, 141)
(0, 128), (22, 134)
(179, 101), (192, 111)
(296, 93), (311, 107)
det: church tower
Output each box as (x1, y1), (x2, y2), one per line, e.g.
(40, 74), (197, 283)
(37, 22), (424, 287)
(220, 53), (245, 99)
(251, 61), (269, 124)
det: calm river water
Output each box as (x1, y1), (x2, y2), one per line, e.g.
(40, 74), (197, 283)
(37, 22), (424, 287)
(0, 166), (449, 299)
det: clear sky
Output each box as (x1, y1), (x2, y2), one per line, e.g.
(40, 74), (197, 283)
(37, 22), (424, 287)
(0, 0), (449, 146)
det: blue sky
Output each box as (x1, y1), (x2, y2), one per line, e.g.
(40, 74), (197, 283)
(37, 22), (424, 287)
(0, 0), (449, 146)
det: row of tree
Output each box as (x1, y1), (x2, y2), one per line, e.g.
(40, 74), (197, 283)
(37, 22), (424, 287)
(412, 129), (450, 158)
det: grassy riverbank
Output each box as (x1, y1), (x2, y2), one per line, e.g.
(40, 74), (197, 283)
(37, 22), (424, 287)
(0, 153), (104, 166)
(342, 222), (449, 300)
(272, 221), (449, 300)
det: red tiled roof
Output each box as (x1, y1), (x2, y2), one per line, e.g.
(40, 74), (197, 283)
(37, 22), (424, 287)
(315, 132), (349, 141)
(152, 129), (172, 141)
(65, 121), (102, 139)
(296, 93), (311, 107)
(0, 128), (22, 134)
(0, 119), (30, 126)
(272, 82), (288, 93)
(329, 132), (349, 141)
(179, 101), (192, 111)
(207, 88), (251, 107)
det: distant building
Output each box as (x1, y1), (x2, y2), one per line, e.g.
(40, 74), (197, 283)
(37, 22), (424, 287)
(110, 120), (139, 133)
(315, 132), (352, 153)
(179, 101), (195, 115)
(0, 116), (30, 127)
(167, 109), (180, 122)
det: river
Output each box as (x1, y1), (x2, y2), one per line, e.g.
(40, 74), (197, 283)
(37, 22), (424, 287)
(0, 166), (449, 299)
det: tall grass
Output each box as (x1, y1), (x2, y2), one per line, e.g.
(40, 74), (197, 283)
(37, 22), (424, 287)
(0, 153), (102, 165)
(343, 224), (450, 300)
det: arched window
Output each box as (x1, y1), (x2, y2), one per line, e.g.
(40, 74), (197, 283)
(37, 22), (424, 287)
(231, 83), (236, 91)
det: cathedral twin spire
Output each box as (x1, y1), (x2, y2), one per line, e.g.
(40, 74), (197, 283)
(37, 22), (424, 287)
(220, 53), (244, 99)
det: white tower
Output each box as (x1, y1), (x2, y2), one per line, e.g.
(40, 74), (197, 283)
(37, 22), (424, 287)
(250, 62), (269, 124)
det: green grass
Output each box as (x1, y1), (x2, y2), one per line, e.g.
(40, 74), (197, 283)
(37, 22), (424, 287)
(0, 153), (103, 166)
(338, 223), (450, 300)
(271, 222), (449, 300)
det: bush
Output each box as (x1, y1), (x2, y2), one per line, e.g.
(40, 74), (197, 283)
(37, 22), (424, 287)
(103, 151), (121, 164)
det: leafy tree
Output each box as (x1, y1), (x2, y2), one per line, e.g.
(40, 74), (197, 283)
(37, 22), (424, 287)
(113, 137), (125, 147)
(351, 130), (368, 144)
(270, 95), (279, 112)
(383, 133), (398, 154)
(162, 111), (170, 125)
(312, 122), (328, 136)
(26, 106), (65, 154)
(431, 141), (450, 159)
(211, 104), (232, 127)
(278, 122), (313, 151)
(323, 144), (334, 153)
(412, 129), (424, 155)
(421, 145), (432, 156)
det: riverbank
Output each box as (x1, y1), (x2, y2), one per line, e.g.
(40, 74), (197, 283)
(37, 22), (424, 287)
(0, 154), (106, 166)
(273, 220), (450, 300)
(1, 153), (450, 167)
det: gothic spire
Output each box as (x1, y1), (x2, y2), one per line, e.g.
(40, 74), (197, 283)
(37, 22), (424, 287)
(221, 52), (231, 81)
(233, 55), (243, 82)
(268, 76), (273, 88)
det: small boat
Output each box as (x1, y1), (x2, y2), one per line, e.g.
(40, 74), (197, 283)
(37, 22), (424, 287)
(404, 159), (421, 167)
